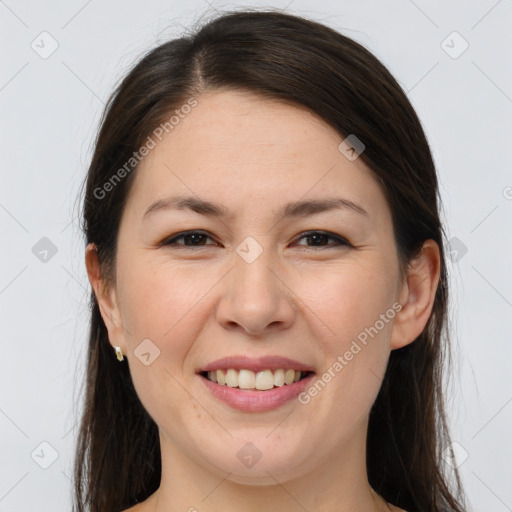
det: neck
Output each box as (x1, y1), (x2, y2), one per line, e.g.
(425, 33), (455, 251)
(150, 423), (392, 512)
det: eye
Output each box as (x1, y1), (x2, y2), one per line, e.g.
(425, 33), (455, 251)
(162, 230), (217, 248)
(161, 230), (351, 249)
(292, 230), (351, 249)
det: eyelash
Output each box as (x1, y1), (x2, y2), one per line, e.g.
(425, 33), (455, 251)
(161, 230), (351, 250)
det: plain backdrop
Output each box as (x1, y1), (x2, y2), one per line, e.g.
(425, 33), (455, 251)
(1, 0), (511, 510)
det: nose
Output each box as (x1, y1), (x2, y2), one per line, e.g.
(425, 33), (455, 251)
(215, 246), (297, 336)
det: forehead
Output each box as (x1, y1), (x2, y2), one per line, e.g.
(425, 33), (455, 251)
(125, 90), (386, 222)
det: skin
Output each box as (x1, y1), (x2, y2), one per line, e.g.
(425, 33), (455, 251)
(86, 90), (440, 512)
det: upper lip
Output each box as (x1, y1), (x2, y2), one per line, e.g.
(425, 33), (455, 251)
(197, 355), (316, 374)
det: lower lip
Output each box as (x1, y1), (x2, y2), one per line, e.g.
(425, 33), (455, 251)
(199, 373), (315, 412)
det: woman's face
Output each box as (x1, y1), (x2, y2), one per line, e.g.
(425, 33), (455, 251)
(97, 90), (411, 483)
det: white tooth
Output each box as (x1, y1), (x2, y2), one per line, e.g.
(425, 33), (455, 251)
(216, 369), (226, 385)
(273, 369), (285, 387)
(255, 370), (274, 390)
(212, 368), (303, 389)
(284, 369), (296, 385)
(225, 369), (238, 387)
(238, 369), (256, 389)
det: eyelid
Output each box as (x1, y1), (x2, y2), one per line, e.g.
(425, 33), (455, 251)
(161, 230), (218, 247)
(161, 229), (351, 249)
(293, 230), (350, 246)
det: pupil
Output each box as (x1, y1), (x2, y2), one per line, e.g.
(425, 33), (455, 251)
(189, 234), (203, 245)
(309, 234), (325, 245)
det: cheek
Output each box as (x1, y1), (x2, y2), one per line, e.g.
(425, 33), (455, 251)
(295, 261), (396, 422)
(116, 258), (213, 427)
(118, 255), (186, 333)
(298, 260), (397, 352)
(116, 255), (222, 367)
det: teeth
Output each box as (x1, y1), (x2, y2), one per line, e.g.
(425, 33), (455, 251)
(238, 369), (255, 389)
(255, 370), (274, 390)
(274, 368), (285, 387)
(225, 369), (238, 388)
(285, 369), (296, 385)
(205, 369), (308, 389)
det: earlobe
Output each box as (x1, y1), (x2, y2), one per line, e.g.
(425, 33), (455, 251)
(390, 239), (441, 350)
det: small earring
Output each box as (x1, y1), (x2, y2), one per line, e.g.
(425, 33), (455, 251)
(114, 346), (124, 361)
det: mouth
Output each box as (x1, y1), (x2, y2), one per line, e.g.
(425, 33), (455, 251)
(197, 367), (316, 412)
(196, 355), (316, 411)
(200, 368), (314, 391)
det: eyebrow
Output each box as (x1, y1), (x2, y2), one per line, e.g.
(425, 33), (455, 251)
(142, 195), (369, 221)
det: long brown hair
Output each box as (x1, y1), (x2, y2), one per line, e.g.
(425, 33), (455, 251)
(74, 8), (466, 512)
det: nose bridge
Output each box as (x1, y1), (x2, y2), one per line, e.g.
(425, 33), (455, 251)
(216, 235), (296, 334)
(233, 235), (280, 305)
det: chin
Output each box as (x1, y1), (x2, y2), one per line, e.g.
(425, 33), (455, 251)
(195, 438), (314, 483)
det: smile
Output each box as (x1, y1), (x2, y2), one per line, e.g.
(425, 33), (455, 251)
(198, 370), (315, 412)
(203, 368), (312, 390)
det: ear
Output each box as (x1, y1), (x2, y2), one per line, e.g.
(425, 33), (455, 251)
(85, 243), (127, 354)
(390, 239), (441, 350)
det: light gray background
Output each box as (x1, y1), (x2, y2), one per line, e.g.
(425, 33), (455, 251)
(1, 0), (511, 510)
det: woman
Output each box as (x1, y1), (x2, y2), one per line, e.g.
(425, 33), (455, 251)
(74, 9), (467, 512)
